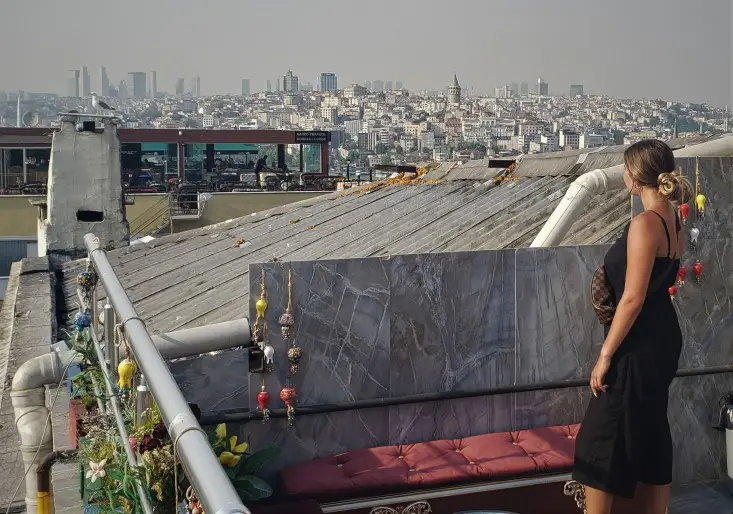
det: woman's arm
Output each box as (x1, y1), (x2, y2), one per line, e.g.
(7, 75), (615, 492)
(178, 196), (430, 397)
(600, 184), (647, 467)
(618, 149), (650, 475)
(590, 213), (658, 395)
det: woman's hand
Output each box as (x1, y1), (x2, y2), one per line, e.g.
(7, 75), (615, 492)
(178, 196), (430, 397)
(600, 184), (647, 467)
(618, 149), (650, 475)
(590, 354), (611, 397)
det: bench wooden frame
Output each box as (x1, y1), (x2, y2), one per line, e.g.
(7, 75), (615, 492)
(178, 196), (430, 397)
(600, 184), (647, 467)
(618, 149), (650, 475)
(318, 473), (574, 513)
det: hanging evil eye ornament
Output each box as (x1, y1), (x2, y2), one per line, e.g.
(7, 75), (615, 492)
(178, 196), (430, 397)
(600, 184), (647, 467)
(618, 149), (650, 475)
(257, 385), (270, 422)
(288, 346), (303, 375)
(77, 269), (98, 290)
(263, 344), (275, 373)
(677, 267), (687, 287)
(669, 286), (678, 300)
(689, 227), (700, 250)
(696, 193), (707, 218)
(679, 203), (690, 225)
(280, 386), (297, 427)
(74, 311), (92, 332)
(693, 261), (704, 283)
(279, 267), (296, 340)
(117, 357), (137, 401)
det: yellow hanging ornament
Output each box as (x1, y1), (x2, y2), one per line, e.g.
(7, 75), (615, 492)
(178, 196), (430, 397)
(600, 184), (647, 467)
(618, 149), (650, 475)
(117, 357), (137, 391)
(255, 298), (268, 318)
(696, 193), (707, 215)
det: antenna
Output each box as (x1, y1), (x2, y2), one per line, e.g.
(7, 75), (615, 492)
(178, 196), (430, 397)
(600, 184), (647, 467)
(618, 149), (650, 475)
(16, 95), (21, 128)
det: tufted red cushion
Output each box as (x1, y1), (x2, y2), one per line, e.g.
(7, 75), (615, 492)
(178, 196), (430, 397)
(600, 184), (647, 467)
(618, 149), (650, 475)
(281, 424), (580, 500)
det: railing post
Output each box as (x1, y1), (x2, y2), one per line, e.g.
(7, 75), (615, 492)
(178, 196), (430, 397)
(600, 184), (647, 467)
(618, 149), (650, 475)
(104, 303), (117, 369)
(136, 375), (153, 426)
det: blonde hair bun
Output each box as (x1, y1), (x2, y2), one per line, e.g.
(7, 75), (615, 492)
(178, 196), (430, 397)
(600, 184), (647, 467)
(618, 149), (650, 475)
(657, 170), (692, 204)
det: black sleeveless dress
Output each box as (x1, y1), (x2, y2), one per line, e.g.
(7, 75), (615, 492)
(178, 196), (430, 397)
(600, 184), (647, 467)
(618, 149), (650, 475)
(572, 212), (683, 498)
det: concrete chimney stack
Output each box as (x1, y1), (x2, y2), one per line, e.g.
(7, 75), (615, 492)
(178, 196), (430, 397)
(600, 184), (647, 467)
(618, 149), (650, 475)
(33, 118), (129, 262)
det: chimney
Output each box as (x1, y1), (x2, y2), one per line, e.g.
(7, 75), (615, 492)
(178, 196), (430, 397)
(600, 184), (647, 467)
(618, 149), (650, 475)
(33, 117), (129, 263)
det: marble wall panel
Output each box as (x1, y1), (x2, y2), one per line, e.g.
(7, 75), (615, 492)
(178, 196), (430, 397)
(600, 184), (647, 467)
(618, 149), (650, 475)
(515, 245), (609, 384)
(513, 388), (592, 432)
(168, 349), (249, 413)
(668, 373), (733, 483)
(674, 237), (733, 369)
(388, 250), (516, 397)
(677, 157), (733, 241)
(249, 257), (390, 412)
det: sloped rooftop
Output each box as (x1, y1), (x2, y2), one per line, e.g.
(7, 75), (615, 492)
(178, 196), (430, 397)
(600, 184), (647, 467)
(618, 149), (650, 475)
(61, 150), (633, 335)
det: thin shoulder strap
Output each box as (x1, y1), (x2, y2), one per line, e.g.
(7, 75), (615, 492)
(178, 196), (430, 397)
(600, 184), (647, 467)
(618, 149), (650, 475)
(649, 210), (671, 258)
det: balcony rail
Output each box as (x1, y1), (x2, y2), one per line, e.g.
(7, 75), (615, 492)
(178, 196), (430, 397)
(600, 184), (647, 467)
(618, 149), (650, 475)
(81, 232), (250, 514)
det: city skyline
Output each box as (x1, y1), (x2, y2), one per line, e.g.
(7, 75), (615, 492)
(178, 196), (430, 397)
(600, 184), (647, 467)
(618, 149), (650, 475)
(0, 0), (730, 106)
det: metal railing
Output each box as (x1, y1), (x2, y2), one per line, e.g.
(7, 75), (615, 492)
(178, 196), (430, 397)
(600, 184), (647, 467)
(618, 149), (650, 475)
(81, 232), (250, 514)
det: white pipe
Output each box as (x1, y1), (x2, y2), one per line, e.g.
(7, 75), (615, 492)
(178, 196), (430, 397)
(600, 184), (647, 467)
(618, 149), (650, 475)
(151, 318), (251, 360)
(11, 349), (76, 514)
(531, 135), (733, 247)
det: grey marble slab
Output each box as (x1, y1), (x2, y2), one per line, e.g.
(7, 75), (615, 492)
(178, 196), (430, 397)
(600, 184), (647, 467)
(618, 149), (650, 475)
(388, 394), (514, 445)
(674, 237), (733, 369)
(249, 257), (390, 411)
(669, 373), (733, 484)
(239, 407), (389, 482)
(515, 245), (609, 384)
(677, 157), (733, 241)
(514, 387), (591, 431)
(388, 250), (515, 397)
(168, 349), (250, 413)
(669, 479), (733, 514)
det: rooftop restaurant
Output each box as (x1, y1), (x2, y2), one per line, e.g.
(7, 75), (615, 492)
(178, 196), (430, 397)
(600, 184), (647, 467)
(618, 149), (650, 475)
(2, 117), (733, 514)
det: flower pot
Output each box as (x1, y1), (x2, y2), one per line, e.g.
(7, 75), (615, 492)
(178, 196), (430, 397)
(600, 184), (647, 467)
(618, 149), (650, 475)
(69, 399), (90, 448)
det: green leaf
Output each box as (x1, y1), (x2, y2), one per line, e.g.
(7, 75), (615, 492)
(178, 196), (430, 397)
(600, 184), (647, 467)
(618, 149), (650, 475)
(225, 466), (237, 480)
(232, 474), (273, 501)
(241, 446), (280, 476)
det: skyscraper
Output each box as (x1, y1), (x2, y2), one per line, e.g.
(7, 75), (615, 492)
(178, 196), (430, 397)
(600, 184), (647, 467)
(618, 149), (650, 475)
(66, 70), (80, 97)
(99, 66), (109, 96)
(241, 78), (251, 96)
(118, 80), (128, 100)
(148, 70), (158, 98)
(128, 72), (147, 99)
(81, 66), (91, 97)
(537, 77), (549, 96)
(283, 70), (299, 92)
(372, 80), (384, 93)
(395, 81), (403, 90)
(569, 84), (584, 97)
(520, 82), (529, 96)
(276, 78), (281, 92)
(190, 76), (201, 97)
(175, 78), (185, 96)
(266, 80), (272, 92)
(320, 73), (337, 92)
(385, 81), (393, 91)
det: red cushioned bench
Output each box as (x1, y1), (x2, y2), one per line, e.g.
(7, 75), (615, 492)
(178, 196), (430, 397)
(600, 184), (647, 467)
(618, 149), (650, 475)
(281, 425), (583, 514)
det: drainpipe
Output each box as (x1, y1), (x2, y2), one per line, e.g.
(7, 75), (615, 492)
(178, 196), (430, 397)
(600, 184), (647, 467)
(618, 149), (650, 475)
(37, 450), (77, 514)
(11, 347), (78, 514)
(530, 134), (733, 247)
(151, 318), (251, 360)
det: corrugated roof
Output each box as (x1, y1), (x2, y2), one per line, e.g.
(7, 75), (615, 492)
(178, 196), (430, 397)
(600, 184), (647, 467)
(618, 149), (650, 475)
(61, 173), (630, 334)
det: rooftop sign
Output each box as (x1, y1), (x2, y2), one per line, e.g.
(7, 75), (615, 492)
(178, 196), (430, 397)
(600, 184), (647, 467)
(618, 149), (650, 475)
(294, 131), (331, 144)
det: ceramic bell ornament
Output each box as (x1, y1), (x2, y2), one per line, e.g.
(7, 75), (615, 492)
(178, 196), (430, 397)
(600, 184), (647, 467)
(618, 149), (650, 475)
(263, 344), (275, 372)
(696, 193), (707, 218)
(689, 227), (700, 250)
(677, 267), (687, 287)
(257, 385), (270, 422)
(679, 203), (690, 225)
(668, 286), (678, 300)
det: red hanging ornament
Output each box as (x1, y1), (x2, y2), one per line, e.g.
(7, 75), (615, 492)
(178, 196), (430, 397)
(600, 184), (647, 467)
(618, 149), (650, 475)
(668, 285), (678, 300)
(257, 386), (270, 422)
(677, 267), (687, 287)
(692, 261), (704, 282)
(679, 203), (690, 225)
(280, 386), (297, 426)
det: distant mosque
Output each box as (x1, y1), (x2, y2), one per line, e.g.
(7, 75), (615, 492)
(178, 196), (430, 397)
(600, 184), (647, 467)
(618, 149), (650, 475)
(448, 74), (461, 105)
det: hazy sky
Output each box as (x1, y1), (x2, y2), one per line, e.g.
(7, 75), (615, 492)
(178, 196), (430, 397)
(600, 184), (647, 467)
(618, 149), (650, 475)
(1, 0), (730, 105)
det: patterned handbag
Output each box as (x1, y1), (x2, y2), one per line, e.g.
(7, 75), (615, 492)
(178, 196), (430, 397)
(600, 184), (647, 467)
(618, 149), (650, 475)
(590, 260), (676, 325)
(591, 265), (615, 325)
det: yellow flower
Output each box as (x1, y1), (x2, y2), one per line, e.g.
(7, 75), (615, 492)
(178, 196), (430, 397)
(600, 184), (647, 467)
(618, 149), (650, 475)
(215, 423), (227, 440)
(229, 436), (248, 455)
(219, 451), (241, 468)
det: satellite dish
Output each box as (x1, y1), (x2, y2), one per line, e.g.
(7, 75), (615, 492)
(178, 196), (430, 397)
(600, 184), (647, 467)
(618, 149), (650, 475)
(22, 111), (40, 127)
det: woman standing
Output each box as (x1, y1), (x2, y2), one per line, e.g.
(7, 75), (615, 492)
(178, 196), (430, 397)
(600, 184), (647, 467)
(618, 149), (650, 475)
(573, 139), (691, 514)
